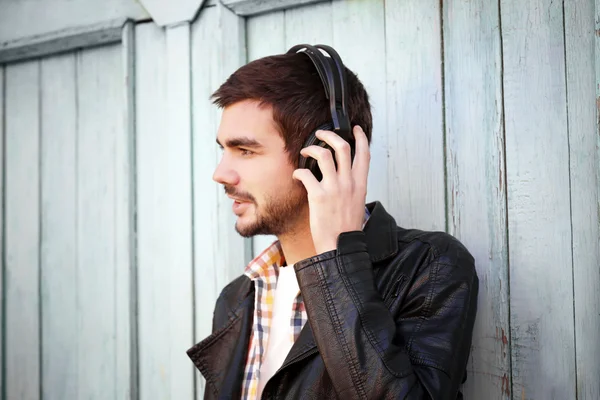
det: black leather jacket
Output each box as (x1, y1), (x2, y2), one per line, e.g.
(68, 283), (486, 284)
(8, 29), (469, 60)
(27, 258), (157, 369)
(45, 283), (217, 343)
(188, 201), (479, 399)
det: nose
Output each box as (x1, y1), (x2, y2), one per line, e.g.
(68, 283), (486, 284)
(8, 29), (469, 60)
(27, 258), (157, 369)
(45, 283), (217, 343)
(212, 156), (239, 186)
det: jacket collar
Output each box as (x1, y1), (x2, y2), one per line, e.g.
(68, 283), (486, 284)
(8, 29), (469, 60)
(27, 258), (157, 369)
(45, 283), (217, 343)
(187, 201), (399, 395)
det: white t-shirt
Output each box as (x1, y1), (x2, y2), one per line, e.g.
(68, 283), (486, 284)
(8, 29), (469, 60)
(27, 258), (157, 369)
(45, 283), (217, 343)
(256, 264), (300, 398)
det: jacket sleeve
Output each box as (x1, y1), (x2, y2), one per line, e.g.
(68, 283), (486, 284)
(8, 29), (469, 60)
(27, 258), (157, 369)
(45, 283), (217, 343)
(293, 231), (479, 400)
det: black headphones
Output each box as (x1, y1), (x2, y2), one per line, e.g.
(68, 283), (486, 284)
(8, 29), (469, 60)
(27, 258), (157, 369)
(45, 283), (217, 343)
(286, 44), (355, 181)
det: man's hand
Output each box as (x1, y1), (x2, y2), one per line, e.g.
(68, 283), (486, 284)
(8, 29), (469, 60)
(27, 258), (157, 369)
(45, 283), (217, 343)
(292, 125), (370, 255)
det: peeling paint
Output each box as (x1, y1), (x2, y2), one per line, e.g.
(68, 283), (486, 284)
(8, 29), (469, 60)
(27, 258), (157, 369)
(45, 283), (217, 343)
(501, 373), (510, 396)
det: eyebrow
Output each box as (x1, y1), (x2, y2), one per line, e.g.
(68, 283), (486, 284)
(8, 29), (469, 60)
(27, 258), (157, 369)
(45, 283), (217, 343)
(216, 137), (263, 149)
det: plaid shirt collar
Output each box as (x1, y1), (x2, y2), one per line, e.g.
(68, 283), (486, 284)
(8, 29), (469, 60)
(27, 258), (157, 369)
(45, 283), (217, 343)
(240, 207), (371, 399)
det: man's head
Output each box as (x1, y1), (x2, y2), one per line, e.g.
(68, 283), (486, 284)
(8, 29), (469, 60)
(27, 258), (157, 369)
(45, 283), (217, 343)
(211, 51), (372, 237)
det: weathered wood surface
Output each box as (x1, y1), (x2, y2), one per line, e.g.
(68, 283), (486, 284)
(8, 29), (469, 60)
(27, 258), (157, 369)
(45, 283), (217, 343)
(135, 21), (195, 400)
(40, 52), (79, 400)
(565, 0), (600, 398)
(222, 0), (327, 16)
(443, 0), (511, 398)
(0, 18), (125, 65)
(139, 0), (207, 26)
(385, 0), (446, 231)
(501, 0), (576, 398)
(76, 43), (132, 399)
(0, 0), (149, 44)
(5, 60), (41, 400)
(0, 65), (3, 400)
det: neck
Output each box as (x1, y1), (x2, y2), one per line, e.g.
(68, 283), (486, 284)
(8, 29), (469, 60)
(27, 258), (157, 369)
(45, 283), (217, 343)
(277, 216), (316, 267)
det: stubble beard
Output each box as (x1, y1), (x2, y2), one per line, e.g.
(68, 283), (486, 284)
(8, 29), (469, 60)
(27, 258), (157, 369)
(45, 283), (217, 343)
(233, 184), (308, 238)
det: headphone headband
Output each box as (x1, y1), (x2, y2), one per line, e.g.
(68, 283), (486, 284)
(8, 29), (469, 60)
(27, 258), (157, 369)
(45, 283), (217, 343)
(286, 44), (352, 138)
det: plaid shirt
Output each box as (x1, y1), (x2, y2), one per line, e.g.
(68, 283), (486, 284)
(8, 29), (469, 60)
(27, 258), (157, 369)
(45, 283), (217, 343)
(240, 208), (371, 399)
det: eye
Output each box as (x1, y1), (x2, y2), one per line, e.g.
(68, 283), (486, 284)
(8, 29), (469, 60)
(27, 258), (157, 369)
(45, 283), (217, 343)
(239, 148), (254, 156)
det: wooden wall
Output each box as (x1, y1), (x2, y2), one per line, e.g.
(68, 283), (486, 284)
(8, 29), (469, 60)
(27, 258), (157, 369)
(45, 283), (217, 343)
(0, 0), (598, 399)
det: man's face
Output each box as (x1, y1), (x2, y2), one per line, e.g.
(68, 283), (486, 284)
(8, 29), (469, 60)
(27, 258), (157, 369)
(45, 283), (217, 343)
(213, 100), (308, 237)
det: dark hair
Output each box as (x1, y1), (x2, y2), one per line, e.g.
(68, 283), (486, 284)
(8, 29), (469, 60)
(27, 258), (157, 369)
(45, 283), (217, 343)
(211, 52), (372, 165)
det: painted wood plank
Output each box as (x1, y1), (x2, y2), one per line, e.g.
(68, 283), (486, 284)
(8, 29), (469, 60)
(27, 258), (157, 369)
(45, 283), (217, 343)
(246, 11), (285, 256)
(135, 21), (195, 400)
(0, 65), (3, 400)
(139, 0), (206, 26)
(500, 0), (576, 398)
(76, 43), (129, 399)
(443, 1), (510, 398)
(190, 4), (249, 397)
(0, 0), (149, 44)
(564, 0), (600, 398)
(39, 52), (79, 400)
(331, 0), (388, 208)
(116, 20), (137, 400)
(0, 18), (125, 65)
(384, 0), (445, 231)
(4, 60), (41, 400)
(284, 1), (332, 48)
(222, 0), (327, 16)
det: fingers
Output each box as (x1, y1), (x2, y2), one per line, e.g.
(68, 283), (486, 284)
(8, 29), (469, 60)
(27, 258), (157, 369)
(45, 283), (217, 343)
(300, 144), (337, 181)
(292, 168), (321, 194)
(351, 125), (370, 184)
(314, 129), (352, 176)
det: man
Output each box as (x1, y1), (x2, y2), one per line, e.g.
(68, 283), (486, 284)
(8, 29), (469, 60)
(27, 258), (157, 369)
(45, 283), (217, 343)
(187, 47), (479, 400)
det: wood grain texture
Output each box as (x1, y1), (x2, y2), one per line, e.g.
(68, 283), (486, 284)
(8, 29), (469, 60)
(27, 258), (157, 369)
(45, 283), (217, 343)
(135, 21), (195, 400)
(331, 0), (387, 207)
(565, 0), (600, 398)
(39, 52), (79, 400)
(116, 21), (137, 400)
(385, 0), (445, 231)
(501, 0), (576, 398)
(0, 18), (125, 65)
(246, 10), (284, 257)
(284, 0), (332, 48)
(222, 0), (326, 16)
(5, 60), (41, 400)
(76, 44), (128, 399)
(443, 1), (510, 398)
(0, 0), (149, 44)
(190, 4), (250, 397)
(0, 65), (4, 400)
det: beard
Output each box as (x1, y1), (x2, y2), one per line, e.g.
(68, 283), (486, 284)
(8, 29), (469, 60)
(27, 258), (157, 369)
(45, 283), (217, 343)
(224, 183), (308, 237)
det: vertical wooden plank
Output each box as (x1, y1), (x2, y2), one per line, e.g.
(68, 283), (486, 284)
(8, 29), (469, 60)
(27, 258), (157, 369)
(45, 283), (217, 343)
(443, 1), (510, 398)
(5, 60), (41, 400)
(76, 44), (127, 399)
(134, 23), (169, 400)
(331, 0), (387, 208)
(385, 0), (445, 231)
(117, 20), (137, 400)
(135, 21), (195, 400)
(284, 1), (332, 47)
(565, 0), (600, 398)
(191, 3), (248, 398)
(0, 64), (4, 400)
(39, 52), (78, 400)
(246, 11), (285, 256)
(501, 0), (576, 398)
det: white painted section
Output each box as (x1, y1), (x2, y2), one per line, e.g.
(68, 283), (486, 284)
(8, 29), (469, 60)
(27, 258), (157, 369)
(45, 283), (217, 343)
(385, 1), (445, 231)
(76, 43), (131, 399)
(565, 0), (600, 398)
(40, 52), (79, 400)
(443, 1), (510, 398)
(139, 0), (206, 26)
(135, 21), (195, 400)
(222, 0), (326, 16)
(0, 65), (3, 400)
(0, 0), (149, 44)
(502, 0), (576, 398)
(284, 1), (332, 47)
(330, 0), (387, 207)
(246, 11), (285, 256)
(5, 60), (41, 400)
(190, 3), (249, 398)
